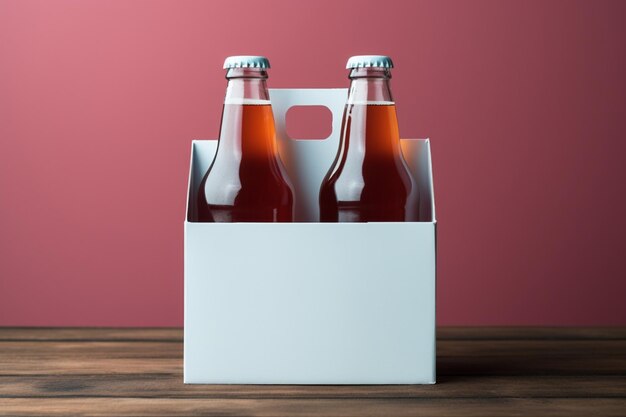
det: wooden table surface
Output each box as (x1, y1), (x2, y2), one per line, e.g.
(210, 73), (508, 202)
(0, 327), (625, 416)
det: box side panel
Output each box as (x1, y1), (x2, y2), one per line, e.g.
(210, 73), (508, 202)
(187, 140), (218, 222)
(185, 143), (193, 221)
(425, 140), (436, 221)
(185, 222), (436, 384)
(401, 138), (435, 222)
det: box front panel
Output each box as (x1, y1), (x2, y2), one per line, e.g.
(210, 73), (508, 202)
(184, 222), (435, 384)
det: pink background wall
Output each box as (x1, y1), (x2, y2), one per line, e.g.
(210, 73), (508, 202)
(1, 0), (625, 326)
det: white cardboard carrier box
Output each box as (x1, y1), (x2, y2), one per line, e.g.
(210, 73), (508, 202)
(184, 88), (437, 384)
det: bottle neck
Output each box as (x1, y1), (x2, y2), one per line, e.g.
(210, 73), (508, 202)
(224, 68), (270, 105)
(347, 68), (394, 105)
(217, 67), (277, 158)
(340, 67), (402, 159)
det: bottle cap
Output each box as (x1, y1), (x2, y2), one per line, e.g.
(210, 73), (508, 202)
(346, 55), (394, 69)
(223, 56), (270, 69)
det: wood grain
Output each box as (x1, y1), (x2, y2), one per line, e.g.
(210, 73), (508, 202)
(0, 328), (182, 342)
(0, 327), (624, 416)
(1, 374), (625, 399)
(2, 327), (625, 341)
(437, 327), (626, 340)
(1, 340), (624, 376)
(1, 398), (625, 417)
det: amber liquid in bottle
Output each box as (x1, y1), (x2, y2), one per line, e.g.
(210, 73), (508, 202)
(319, 67), (417, 222)
(196, 68), (293, 222)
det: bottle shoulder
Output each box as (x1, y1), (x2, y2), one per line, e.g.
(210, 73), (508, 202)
(201, 154), (293, 206)
(322, 162), (412, 203)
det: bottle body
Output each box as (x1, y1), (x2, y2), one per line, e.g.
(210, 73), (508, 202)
(197, 62), (294, 222)
(319, 63), (417, 222)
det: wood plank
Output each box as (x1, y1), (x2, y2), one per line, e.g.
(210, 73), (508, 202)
(0, 341), (181, 375)
(1, 327), (625, 342)
(438, 339), (626, 376)
(0, 328), (181, 342)
(1, 398), (625, 417)
(1, 339), (624, 376)
(0, 374), (624, 399)
(3, 339), (625, 358)
(437, 327), (626, 340)
(0, 341), (182, 358)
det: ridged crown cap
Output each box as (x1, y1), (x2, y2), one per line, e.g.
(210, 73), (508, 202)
(223, 56), (270, 69)
(346, 55), (394, 69)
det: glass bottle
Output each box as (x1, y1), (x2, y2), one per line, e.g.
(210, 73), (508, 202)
(319, 55), (417, 222)
(197, 56), (294, 222)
